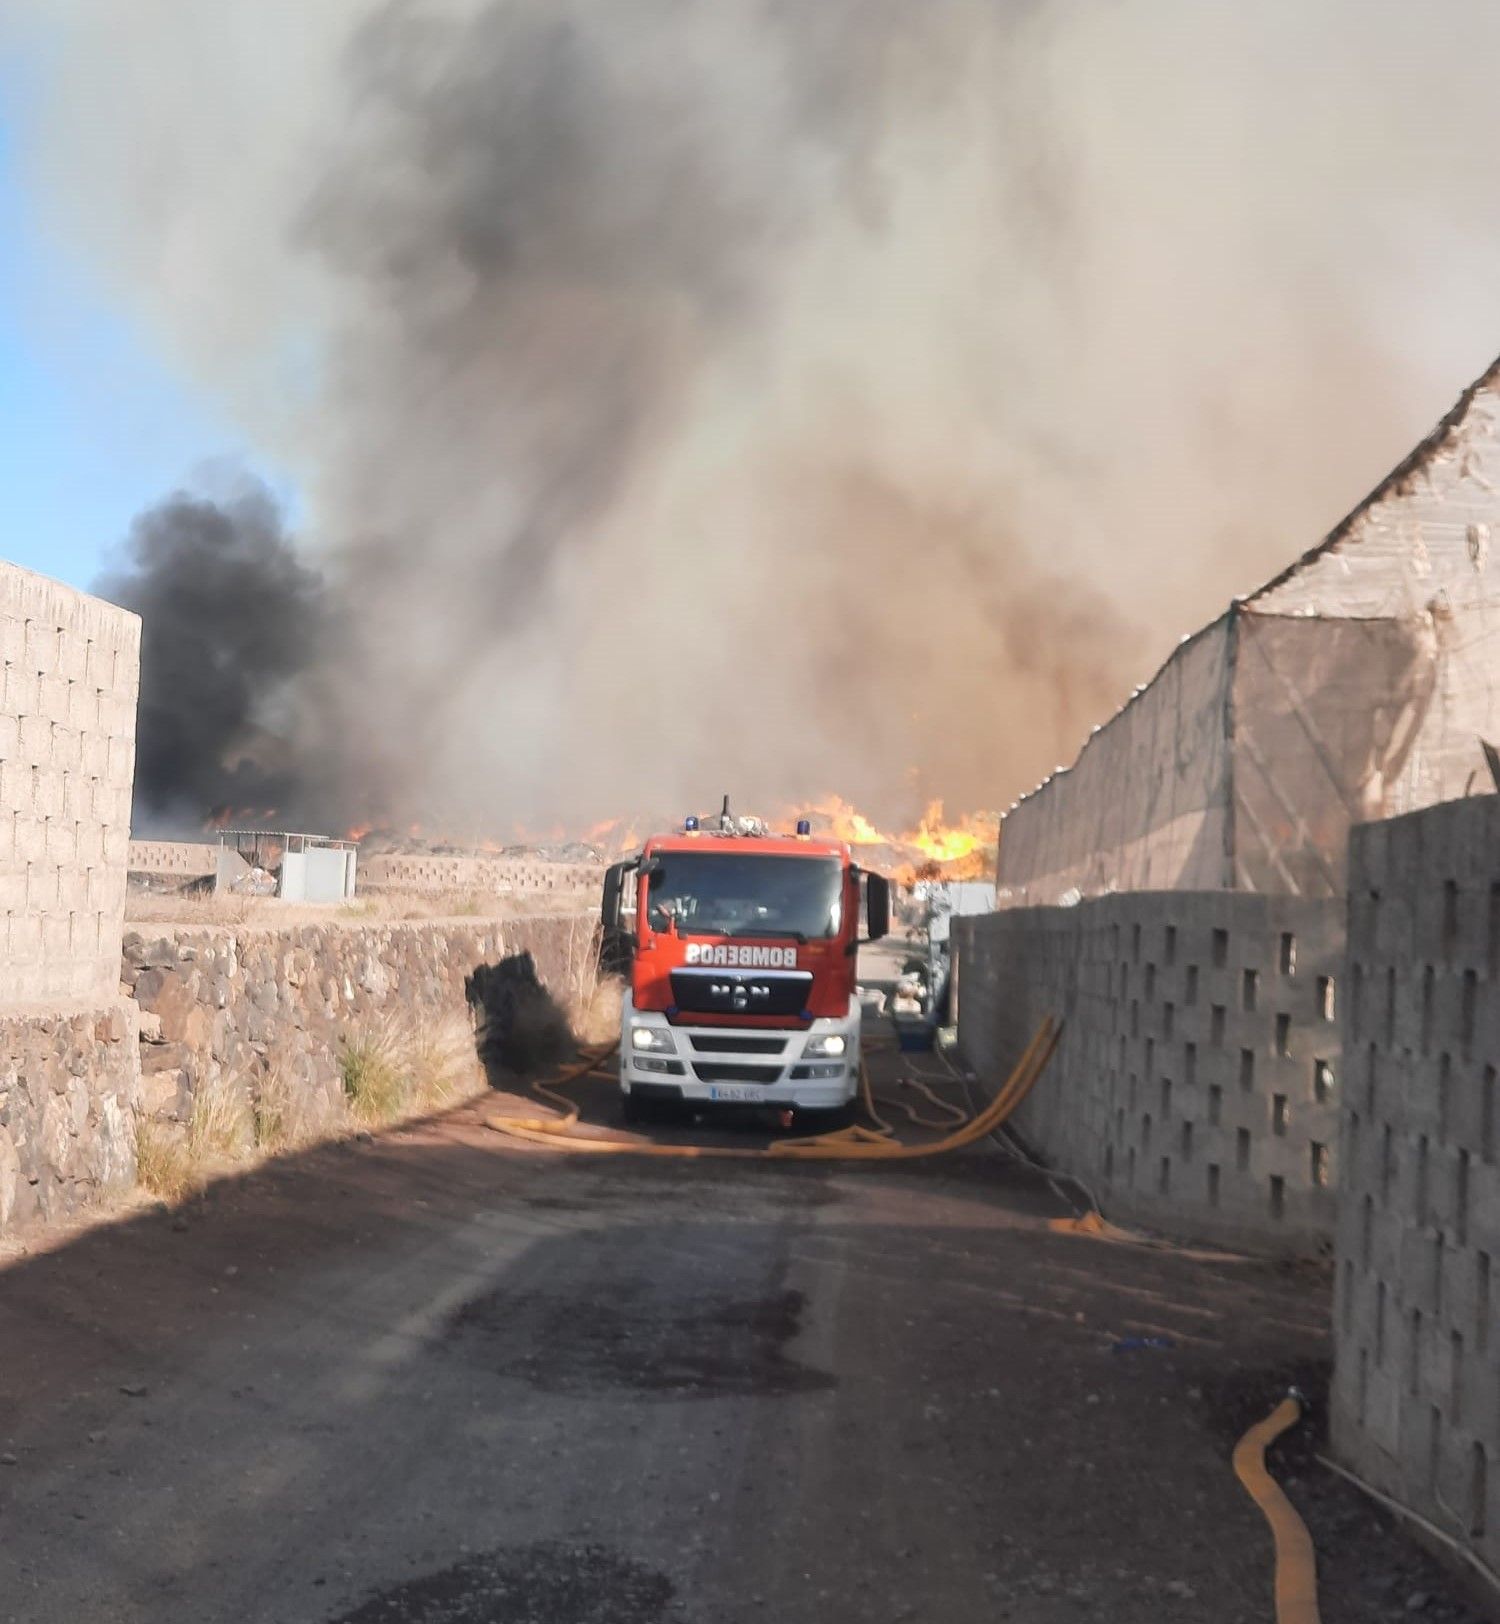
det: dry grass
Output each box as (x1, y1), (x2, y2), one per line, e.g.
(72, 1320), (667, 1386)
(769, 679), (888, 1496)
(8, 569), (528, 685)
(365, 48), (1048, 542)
(133, 1070), (256, 1205)
(137, 1012), (478, 1207)
(132, 1113), (199, 1204)
(551, 916), (621, 1044)
(403, 1014), (475, 1107)
(188, 1070), (255, 1161)
(339, 1012), (477, 1126)
(252, 1064), (321, 1155)
(127, 891), (267, 926)
(576, 973), (625, 1047)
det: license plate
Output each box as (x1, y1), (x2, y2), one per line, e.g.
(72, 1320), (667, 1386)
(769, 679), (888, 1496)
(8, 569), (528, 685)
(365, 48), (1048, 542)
(708, 1085), (769, 1103)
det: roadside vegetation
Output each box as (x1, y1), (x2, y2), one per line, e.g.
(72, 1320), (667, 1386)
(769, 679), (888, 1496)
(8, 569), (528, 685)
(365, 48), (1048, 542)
(132, 1069), (254, 1202)
(339, 1012), (473, 1126)
(129, 923), (612, 1208)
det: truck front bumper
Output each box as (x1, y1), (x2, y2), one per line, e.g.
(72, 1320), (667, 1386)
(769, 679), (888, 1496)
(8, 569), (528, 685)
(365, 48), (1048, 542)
(620, 998), (861, 1111)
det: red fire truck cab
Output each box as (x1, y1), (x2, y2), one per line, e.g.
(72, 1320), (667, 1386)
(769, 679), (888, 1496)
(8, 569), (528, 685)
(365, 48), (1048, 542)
(601, 813), (890, 1122)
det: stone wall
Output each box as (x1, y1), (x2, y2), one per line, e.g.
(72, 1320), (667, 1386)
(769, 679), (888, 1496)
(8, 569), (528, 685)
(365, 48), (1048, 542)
(1332, 797), (1500, 1566)
(123, 912), (598, 1140)
(0, 1001), (139, 1231)
(955, 890), (1344, 1252)
(0, 562), (139, 1004)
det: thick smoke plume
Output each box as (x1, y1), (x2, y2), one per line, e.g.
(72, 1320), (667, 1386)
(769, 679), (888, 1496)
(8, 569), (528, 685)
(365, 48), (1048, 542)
(7, 1), (1500, 829)
(95, 482), (329, 827)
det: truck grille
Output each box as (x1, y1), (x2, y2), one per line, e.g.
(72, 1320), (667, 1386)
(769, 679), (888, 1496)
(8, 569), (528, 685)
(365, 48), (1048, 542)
(687, 1036), (787, 1055)
(692, 1063), (785, 1085)
(670, 968), (812, 1017)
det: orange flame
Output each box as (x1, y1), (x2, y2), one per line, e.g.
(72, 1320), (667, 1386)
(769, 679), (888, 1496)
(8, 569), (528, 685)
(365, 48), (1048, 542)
(800, 795), (896, 846)
(275, 800), (991, 876)
(580, 817), (644, 854)
(906, 800), (990, 865)
(792, 795), (993, 867)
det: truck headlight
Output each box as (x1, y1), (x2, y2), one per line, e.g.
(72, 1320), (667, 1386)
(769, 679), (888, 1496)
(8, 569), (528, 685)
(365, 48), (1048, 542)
(630, 1024), (676, 1054)
(803, 1033), (847, 1059)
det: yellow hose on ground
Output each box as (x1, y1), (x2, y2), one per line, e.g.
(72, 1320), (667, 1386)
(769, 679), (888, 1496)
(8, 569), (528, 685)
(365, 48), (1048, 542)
(482, 1018), (1060, 1161)
(1233, 1395), (1321, 1624)
(1045, 1210), (1142, 1242)
(480, 1046), (618, 1134)
(880, 1074), (972, 1131)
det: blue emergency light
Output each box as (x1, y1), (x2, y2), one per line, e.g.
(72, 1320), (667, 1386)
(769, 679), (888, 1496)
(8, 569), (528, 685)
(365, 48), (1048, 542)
(684, 815), (699, 832)
(796, 818), (811, 836)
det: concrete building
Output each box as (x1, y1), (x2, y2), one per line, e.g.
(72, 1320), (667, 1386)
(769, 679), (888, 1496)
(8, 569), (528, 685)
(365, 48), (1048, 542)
(999, 356), (1500, 906)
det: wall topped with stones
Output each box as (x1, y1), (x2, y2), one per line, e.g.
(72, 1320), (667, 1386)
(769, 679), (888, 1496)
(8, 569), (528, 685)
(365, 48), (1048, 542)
(0, 563), (139, 1007)
(955, 889), (1344, 1253)
(1332, 796), (1500, 1571)
(123, 912), (598, 1144)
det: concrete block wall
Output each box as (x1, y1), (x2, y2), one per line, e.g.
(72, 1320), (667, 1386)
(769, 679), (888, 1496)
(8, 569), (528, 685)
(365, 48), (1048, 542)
(1332, 797), (1500, 1565)
(955, 890), (1343, 1252)
(359, 852), (603, 897)
(0, 562), (139, 1006)
(128, 843), (604, 901)
(127, 839), (217, 878)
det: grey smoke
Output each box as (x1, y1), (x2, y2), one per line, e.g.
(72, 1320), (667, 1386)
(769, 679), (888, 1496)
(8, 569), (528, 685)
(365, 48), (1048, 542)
(9, 0), (1500, 828)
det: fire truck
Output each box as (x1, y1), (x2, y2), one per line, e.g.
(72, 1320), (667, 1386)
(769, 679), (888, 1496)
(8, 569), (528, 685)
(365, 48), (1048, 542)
(601, 803), (891, 1123)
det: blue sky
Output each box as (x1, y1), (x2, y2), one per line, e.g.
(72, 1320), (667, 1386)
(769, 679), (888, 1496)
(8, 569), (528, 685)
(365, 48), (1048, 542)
(0, 104), (259, 594)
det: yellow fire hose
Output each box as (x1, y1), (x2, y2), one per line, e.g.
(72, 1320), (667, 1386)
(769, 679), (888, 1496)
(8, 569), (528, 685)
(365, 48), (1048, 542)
(486, 1026), (1326, 1620)
(483, 1017), (1060, 1160)
(1233, 1394), (1321, 1624)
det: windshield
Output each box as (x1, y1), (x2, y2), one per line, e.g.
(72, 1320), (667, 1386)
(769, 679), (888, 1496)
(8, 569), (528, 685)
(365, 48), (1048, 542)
(644, 853), (843, 940)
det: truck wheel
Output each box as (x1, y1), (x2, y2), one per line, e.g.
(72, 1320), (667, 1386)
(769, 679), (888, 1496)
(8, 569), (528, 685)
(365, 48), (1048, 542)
(623, 1092), (653, 1127)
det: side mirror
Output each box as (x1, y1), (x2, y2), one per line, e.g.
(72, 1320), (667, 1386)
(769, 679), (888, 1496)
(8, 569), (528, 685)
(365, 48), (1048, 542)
(601, 859), (638, 973)
(601, 859), (630, 931)
(864, 873), (891, 942)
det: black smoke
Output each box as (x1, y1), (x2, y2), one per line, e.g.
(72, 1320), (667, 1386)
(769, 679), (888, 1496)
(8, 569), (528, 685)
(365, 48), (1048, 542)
(95, 481), (329, 827)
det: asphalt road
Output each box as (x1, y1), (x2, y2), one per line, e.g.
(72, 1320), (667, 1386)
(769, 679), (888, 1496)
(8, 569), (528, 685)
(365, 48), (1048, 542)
(0, 1072), (1487, 1624)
